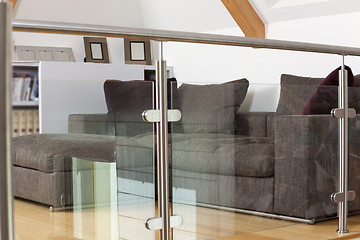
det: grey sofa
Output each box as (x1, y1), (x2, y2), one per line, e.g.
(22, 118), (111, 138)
(68, 74), (360, 221)
(11, 74), (360, 222)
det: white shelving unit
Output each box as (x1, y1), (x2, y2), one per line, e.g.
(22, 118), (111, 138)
(12, 62), (40, 137)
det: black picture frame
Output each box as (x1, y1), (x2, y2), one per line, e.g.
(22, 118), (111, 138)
(84, 37), (110, 63)
(124, 38), (151, 65)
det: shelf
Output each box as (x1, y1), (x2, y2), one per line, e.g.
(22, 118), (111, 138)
(12, 61), (39, 68)
(12, 100), (39, 107)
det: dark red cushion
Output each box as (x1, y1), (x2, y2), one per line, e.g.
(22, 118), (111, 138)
(301, 66), (355, 115)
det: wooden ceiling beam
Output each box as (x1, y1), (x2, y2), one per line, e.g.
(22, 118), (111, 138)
(221, 0), (265, 38)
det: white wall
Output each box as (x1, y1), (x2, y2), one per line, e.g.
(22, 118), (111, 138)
(163, 12), (360, 112)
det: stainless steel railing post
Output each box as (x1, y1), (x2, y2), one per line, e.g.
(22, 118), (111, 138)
(338, 60), (349, 233)
(0, 2), (14, 240)
(156, 42), (170, 240)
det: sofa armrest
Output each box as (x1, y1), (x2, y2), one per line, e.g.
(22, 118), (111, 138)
(274, 114), (360, 220)
(68, 114), (115, 135)
(236, 111), (275, 137)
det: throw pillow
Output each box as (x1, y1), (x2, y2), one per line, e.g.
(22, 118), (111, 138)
(173, 79), (249, 134)
(301, 66), (355, 115)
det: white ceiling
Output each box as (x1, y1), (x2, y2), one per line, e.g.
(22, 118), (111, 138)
(250, 0), (360, 23)
(12, 0), (360, 33)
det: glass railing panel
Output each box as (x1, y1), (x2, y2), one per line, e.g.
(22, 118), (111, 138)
(11, 42), (360, 240)
(12, 63), (157, 239)
(166, 42), (356, 239)
(170, 81), (291, 240)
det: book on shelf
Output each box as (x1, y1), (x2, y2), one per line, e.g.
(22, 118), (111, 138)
(19, 110), (27, 136)
(30, 79), (38, 101)
(33, 110), (39, 134)
(12, 109), (39, 137)
(26, 110), (34, 135)
(12, 110), (19, 137)
(12, 72), (38, 102)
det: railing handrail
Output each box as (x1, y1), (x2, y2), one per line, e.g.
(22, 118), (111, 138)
(13, 20), (360, 57)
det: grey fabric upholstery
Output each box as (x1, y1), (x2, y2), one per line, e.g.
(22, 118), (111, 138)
(116, 165), (274, 213)
(13, 165), (73, 207)
(173, 79), (249, 134)
(104, 80), (154, 137)
(115, 133), (154, 170)
(266, 113), (276, 139)
(12, 133), (119, 208)
(172, 133), (274, 177)
(276, 74), (323, 115)
(274, 115), (360, 219)
(68, 114), (114, 135)
(112, 131), (275, 177)
(13, 134), (116, 173)
(172, 169), (274, 213)
(235, 111), (272, 137)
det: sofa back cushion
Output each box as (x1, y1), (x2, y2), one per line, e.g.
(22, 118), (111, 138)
(104, 78), (178, 136)
(276, 74), (323, 115)
(104, 80), (153, 137)
(173, 79), (249, 134)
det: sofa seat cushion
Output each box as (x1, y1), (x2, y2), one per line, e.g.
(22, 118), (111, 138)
(115, 133), (154, 169)
(172, 133), (274, 177)
(13, 133), (118, 173)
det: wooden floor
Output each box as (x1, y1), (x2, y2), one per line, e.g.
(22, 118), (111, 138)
(13, 198), (360, 240)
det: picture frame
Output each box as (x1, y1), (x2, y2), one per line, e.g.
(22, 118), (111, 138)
(83, 37), (110, 63)
(124, 38), (152, 65)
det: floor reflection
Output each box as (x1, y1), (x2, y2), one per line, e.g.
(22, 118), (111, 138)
(13, 198), (360, 240)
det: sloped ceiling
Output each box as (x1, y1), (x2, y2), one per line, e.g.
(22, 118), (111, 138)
(250, 0), (360, 23)
(13, 0), (145, 28)
(138, 0), (238, 32)
(13, 0), (240, 33)
(12, 0), (360, 33)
